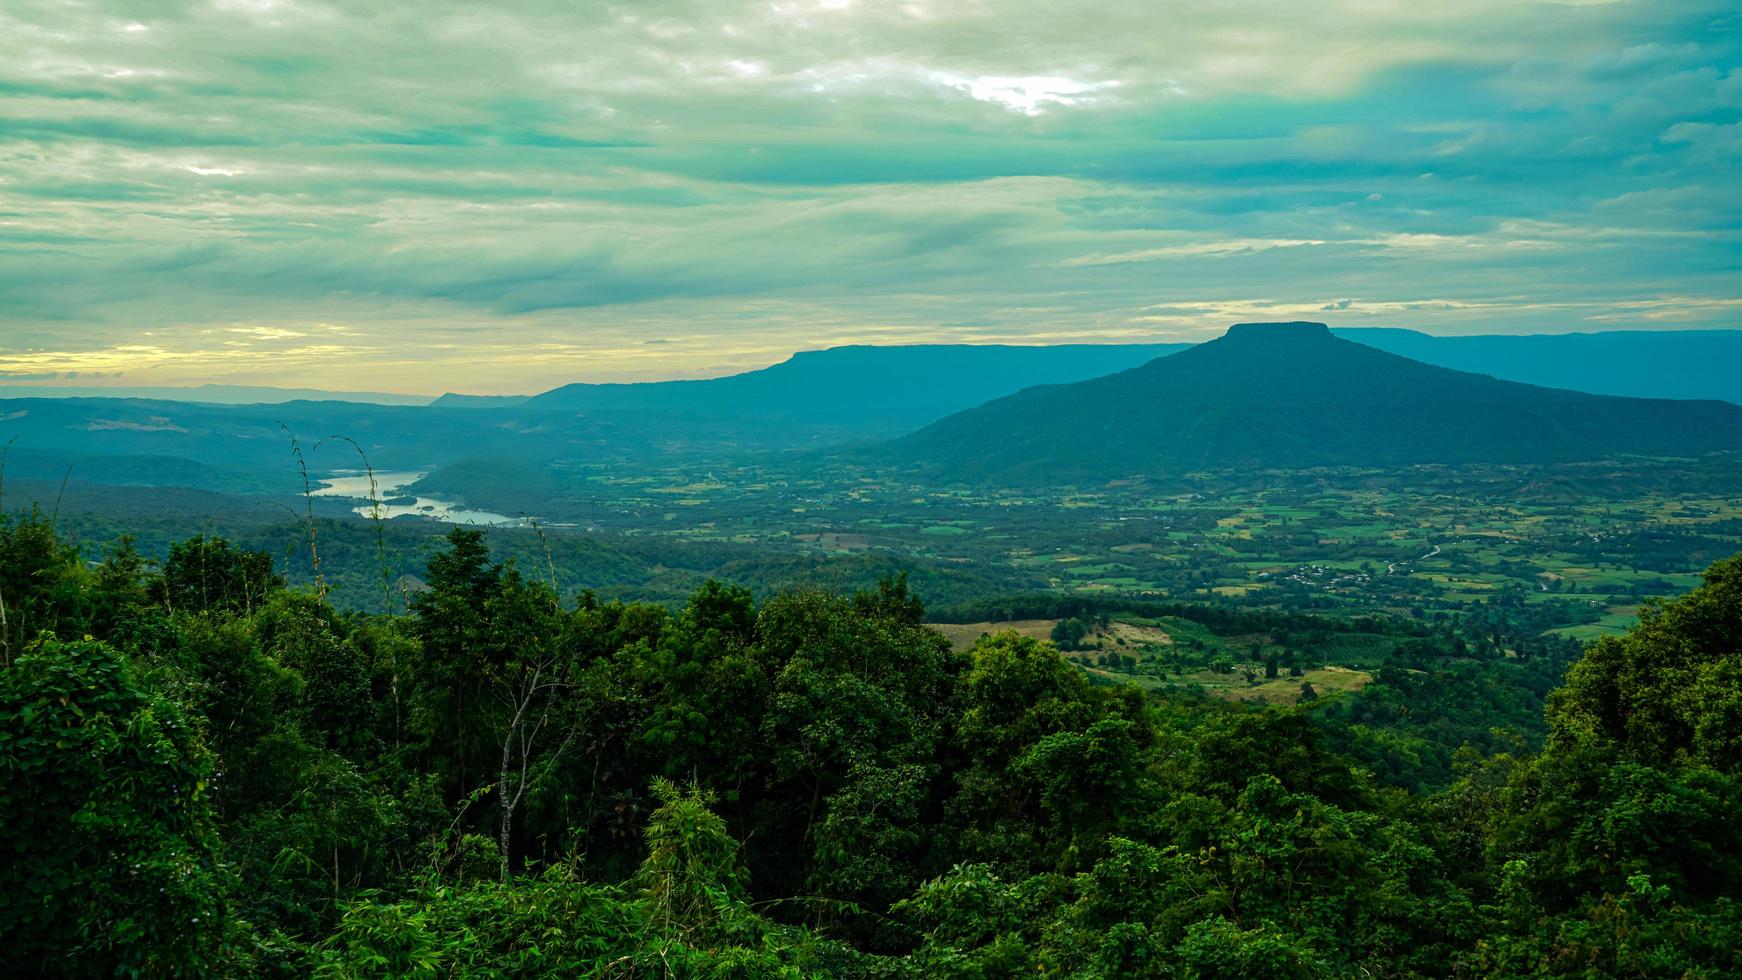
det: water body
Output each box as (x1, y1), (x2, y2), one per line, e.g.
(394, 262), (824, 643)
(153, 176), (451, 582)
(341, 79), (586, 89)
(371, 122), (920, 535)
(312, 470), (525, 527)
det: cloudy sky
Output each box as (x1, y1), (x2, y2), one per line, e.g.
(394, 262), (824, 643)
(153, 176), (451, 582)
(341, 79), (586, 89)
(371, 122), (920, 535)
(2, 0), (1739, 394)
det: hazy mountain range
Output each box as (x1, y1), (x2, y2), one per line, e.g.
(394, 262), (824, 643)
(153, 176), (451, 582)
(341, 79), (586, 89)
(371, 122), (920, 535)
(0, 383), (434, 406)
(437, 328), (1742, 413)
(1339, 328), (1742, 406)
(3, 326), (1739, 504)
(494, 343), (1191, 433)
(8, 329), (1737, 412)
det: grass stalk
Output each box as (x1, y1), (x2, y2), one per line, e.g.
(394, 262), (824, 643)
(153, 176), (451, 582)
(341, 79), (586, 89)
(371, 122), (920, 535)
(277, 422), (326, 598)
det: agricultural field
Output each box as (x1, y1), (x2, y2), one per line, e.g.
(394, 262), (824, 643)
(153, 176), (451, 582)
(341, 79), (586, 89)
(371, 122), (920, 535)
(35, 451), (1740, 639)
(474, 453), (1742, 637)
(929, 608), (1389, 704)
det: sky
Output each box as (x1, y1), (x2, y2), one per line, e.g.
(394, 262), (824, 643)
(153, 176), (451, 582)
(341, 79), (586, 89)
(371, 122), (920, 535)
(2, 0), (1739, 395)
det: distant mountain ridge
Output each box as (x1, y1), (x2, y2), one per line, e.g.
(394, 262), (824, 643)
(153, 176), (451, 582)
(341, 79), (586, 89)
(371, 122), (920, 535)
(0, 345), (1195, 497)
(514, 343), (1192, 435)
(0, 383), (432, 406)
(431, 330), (1742, 415)
(427, 393), (532, 408)
(9, 329), (1742, 501)
(881, 322), (1742, 485)
(1335, 328), (1742, 406)
(22, 332), (1738, 417)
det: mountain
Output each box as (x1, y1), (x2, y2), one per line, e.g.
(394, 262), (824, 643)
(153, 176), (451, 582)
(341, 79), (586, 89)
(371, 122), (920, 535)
(0, 383), (432, 406)
(16, 330), (1739, 502)
(1336, 328), (1742, 406)
(460, 330), (1742, 426)
(882, 322), (1742, 485)
(0, 343), (1189, 507)
(524, 343), (1191, 436)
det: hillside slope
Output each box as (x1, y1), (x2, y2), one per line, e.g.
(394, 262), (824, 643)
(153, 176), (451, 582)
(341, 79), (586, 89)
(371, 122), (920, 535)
(883, 321), (1742, 484)
(524, 343), (1191, 434)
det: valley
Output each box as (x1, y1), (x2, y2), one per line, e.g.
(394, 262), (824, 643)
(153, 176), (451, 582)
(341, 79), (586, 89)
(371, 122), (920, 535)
(11, 325), (1741, 643)
(388, 451), (1742, 639)
(13, 5), (1742, 971)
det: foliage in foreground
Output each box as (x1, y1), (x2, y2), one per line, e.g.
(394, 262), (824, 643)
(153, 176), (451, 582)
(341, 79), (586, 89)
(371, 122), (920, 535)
(1, 510), (1740, 977)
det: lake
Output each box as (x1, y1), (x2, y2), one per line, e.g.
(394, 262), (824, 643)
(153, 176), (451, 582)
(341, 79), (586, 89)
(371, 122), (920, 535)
(311, 469), (526, 526)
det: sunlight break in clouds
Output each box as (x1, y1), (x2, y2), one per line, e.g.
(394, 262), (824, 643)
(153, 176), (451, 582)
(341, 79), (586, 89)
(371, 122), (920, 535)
(928, 73), (1123, 114)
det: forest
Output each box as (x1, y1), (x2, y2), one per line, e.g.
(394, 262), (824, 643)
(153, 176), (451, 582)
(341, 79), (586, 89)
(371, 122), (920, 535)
(2, 507), (1739, 978)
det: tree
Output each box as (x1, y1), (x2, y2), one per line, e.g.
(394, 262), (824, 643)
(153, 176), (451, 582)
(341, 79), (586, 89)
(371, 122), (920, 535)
(0, 510), (85, 663)
(86, 535), (150, 639)
(0, 638), (228, 975)
(411, 529), (580, 879)
(484, 567), (578, 879)
(1171, 917), (1330, 978)
(409, 527), (503, 802)
(636, 779), (751, 936)
(258, 592), (376, 755)
(852, 572), (926, 626)
(948, 632), (1147, 874)
(1546, 553), (1742, 773)
(1013, 716), (1151, 859)
(1478, 552), (1742, 978)
(153, 534), (283, 616)
(1050, 617), (1089, 650)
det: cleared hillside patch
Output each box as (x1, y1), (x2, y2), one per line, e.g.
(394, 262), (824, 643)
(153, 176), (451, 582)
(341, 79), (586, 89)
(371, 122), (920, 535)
(930, 619), (1058, 653)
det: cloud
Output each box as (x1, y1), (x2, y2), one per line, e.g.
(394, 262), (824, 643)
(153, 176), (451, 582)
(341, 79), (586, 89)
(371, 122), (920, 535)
(0, 0), (1737, 392)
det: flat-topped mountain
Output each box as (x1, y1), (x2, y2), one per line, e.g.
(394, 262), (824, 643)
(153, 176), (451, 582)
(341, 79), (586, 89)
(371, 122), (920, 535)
(881, 322), (1742, 484)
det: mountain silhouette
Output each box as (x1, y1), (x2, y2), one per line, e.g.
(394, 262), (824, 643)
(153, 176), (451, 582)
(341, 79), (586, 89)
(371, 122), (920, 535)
(883, 322), (1742, 484)
(517, 343), (1189, 436)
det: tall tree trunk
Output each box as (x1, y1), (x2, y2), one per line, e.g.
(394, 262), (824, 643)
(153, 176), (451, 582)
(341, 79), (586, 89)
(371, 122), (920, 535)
(499, 740), (514, 883)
